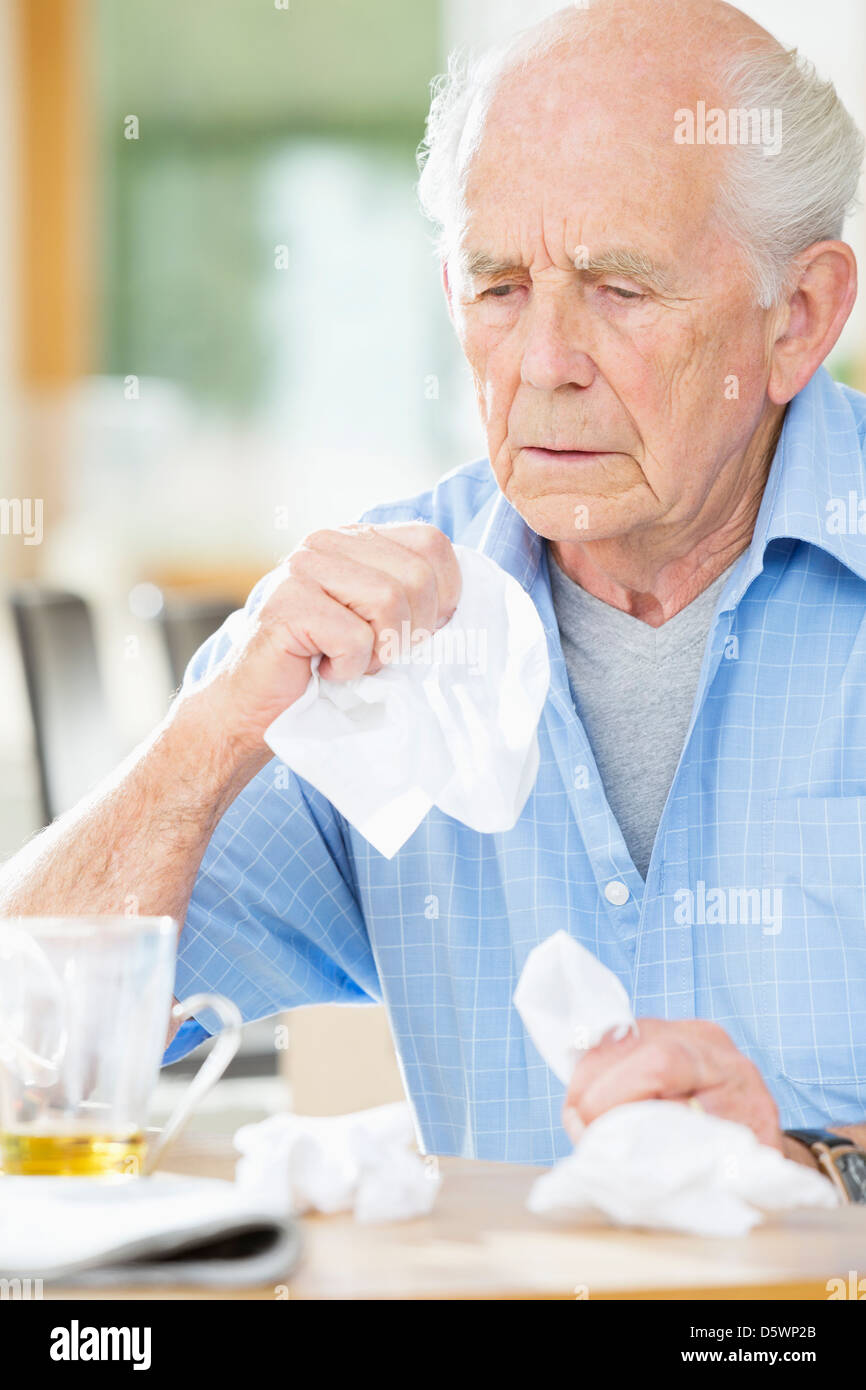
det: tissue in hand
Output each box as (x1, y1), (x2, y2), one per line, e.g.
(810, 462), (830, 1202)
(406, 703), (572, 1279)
(264, 544), (550, 858)
(512, 928), (636, 1089)
(514, 932), (840, 1235)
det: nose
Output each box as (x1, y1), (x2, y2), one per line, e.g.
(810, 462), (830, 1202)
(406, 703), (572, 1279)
(520, 291), (596, 393)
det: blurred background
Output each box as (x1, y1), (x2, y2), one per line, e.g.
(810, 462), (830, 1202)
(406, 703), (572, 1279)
(0, 0), (863, 1128)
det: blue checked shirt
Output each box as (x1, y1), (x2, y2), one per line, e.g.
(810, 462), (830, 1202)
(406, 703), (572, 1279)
(166, 366), (866, 1163)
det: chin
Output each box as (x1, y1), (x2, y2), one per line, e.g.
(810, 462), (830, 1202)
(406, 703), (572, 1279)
(506, 488), (636, 543)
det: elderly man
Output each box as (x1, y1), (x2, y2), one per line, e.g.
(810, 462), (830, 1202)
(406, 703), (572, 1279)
(4, 0), (866, 1191)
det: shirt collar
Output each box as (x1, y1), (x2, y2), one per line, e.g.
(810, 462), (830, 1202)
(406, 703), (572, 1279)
(709, 366), (866, 613)
(741, 364), (866, 586)
(461, 366), (866, 605)
(458, 483), (545, 593)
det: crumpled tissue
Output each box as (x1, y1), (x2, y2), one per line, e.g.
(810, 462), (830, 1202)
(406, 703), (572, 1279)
(264, 544), (550, 858)
(513, 928), (636, 1100)
(513, 931), (840, 1236)
(234, 1101), (440, 1223)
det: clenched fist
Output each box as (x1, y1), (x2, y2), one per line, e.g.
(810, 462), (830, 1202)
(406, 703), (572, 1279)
(563, 1018), (785, 1151)
(183, 521), (462, 763)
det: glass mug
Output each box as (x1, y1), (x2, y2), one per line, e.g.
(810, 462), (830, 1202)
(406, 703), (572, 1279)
(0, 916), (241, 1177)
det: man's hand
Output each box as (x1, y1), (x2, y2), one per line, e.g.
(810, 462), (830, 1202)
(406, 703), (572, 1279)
(0, 520), (460, 934)
(185, 521), (462, 765)
(563, 1018), (785, 1153)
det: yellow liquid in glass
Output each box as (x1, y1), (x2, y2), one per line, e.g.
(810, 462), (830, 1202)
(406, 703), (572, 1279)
(0, 1131), (146, 1177)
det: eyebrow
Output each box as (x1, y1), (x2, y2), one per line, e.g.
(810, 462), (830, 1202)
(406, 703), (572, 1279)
(459, 245), (678, 295)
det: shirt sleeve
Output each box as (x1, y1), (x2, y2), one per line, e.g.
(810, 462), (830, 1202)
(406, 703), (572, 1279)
(162, 569), (381, 1065)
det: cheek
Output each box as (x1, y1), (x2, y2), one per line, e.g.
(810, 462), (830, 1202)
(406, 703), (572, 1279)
(459, 335), (521, 490)
(458, 319), (521, 430)
(631, 312), (766, 445)
(671, 329), (769, 446)
(680, 299), (770, 394)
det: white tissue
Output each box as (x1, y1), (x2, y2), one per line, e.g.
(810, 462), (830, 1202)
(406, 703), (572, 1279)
(264, 545), (550, 858)
(233, 1101), (440, 1223)
(514, 931), (840, 1234)
(528, 1101), (839, 1236)
(513, 930), (635, 1086)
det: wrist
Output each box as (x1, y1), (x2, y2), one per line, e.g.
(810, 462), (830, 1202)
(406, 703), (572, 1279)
(782, 1127), (866, 1203)
(164, 693), (273, 822)
(781, 1131), (824, 1172)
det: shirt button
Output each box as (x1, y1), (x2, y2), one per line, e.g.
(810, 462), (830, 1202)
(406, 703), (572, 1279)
(604, 880), (629, 906)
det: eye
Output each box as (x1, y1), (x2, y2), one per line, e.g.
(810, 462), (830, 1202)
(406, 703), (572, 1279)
(601, 284), (645, 302)
(481, 283), (520, 299)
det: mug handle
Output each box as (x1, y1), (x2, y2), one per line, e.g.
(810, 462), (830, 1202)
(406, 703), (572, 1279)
(143, 992), (243, 1175)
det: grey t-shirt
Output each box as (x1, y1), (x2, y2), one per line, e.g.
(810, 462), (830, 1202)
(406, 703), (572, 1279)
(548, 549), (737, 879)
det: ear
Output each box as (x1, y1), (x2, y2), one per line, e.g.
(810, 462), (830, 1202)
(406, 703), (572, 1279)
(768, 241), (857, 405)
(442, 259), (454, 322)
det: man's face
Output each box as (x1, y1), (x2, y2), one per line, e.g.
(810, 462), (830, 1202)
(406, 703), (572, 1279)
(447, 59), (781, 544)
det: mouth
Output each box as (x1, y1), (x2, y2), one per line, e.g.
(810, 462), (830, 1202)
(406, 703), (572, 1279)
(521, 446), (617, 463)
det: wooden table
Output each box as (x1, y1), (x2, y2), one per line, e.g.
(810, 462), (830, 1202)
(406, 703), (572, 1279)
(44, 1133), (866, 1301)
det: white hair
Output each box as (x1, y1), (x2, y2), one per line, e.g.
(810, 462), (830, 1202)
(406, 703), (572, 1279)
(714, 44), (864, 305)
(416, 14), (864, 308)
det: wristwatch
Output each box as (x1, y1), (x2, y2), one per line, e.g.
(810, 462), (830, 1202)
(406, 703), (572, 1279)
(784, 1128), (866, 1204)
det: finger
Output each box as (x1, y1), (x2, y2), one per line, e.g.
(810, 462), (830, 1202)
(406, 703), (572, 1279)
(260, 578), (376, 683)
(570, 1034), (721, 1126)
(372, 523), (462, 623)
(561, 1026), (643, 1136)
(287, 548), (414, 670)
(688, 1069), (783, 1150)
(312, 523), (461, 630)
(565, 1019), (732, 1113)
(563, 1019), (652, 1108)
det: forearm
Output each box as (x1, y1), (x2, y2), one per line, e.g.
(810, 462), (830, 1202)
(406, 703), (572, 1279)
(0, 694), (270, 927)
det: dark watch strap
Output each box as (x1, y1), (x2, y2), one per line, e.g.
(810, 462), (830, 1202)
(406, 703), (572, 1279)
(785, 1128), (853, 1150)
(784, 1128), (866, 1204)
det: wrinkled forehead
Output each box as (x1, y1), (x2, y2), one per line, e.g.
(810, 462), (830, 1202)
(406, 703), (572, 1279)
(458, 51), (728, 268)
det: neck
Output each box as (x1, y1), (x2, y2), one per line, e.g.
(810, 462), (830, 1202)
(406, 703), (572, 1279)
(549, 407), (785, 627)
